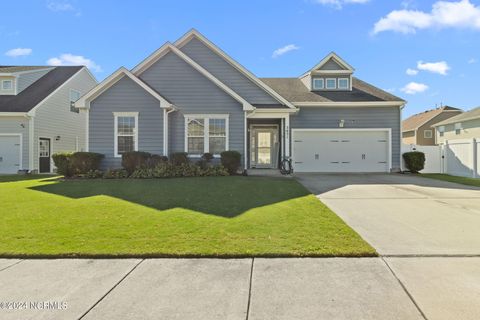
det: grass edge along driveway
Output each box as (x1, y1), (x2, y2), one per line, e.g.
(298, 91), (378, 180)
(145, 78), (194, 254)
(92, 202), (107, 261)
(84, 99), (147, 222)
(0, 175), (375, 258)
(421, 173), (480, 188)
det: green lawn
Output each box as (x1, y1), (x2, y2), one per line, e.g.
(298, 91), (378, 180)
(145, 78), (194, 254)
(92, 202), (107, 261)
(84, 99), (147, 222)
(0, 175), (375, 257)
(421, 173), (480, 187)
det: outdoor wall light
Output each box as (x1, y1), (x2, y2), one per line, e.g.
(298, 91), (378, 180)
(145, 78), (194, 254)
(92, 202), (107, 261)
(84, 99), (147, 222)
(339, 119), (345, 128)
(55, 136), (61, 141)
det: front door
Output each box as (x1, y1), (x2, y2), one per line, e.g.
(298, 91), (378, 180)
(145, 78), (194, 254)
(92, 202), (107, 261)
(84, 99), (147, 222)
(39, 138), (51, 173)
(250, 126), (279, 168)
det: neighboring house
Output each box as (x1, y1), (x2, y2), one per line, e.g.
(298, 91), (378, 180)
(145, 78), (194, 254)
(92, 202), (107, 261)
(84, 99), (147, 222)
(0, 66), (97, 174)
(433, 106), (480, 144)
(76, 29), (405, 173)
(402, 106), (463, 146)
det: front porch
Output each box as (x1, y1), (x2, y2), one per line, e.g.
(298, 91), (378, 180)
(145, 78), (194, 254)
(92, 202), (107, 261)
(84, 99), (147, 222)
(245, 111), (292, 171)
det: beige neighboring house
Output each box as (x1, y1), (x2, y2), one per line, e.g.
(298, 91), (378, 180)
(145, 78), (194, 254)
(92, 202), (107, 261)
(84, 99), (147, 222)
(433, 106), (480, 144)
(402, 106), (462, 145)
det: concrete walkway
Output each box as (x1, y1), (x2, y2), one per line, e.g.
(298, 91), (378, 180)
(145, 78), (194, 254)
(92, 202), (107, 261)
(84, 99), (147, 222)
(1, 258), (479, 319)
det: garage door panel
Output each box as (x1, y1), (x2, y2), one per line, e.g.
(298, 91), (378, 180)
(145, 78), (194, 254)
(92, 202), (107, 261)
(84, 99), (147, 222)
(0, 135), (21, 174)
(293, 130), (389, 173)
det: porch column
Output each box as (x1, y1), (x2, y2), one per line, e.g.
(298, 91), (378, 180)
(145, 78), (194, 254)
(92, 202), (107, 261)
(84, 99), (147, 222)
(284, 115), (290, 157)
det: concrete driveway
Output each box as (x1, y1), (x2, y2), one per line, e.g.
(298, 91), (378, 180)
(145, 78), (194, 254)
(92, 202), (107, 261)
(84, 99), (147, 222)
(296, 173), (480, 256)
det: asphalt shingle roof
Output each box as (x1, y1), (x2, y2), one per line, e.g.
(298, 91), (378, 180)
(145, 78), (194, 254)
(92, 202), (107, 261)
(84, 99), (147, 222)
(402, 106), (462, 131)
(0, 66), (82, 113)
(259, 77), (405, 103)
(0, 66), (51, 73)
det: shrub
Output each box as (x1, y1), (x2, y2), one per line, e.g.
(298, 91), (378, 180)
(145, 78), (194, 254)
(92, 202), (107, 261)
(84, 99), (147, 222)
(148, 155), (168, 168)
(171, 152), (189, 166)
(403, 151), (425, 173)
(70, 152), (104, 175)
(84, 170), (103, 179)
(52, 152), (74, 177)
(122, 151), (152, 174)
(103, 169), (129, 179)
(202, 153), (214, 162)
(220, 151), (241, 175)
(130, 162), (229, 179)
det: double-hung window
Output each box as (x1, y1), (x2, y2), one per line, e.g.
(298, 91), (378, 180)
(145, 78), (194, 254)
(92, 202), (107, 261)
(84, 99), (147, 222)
(185, 115), (228, 156)
(114, 112), (138, 157)
(70, 89), (81, 113)
(2, 80), (13, 90)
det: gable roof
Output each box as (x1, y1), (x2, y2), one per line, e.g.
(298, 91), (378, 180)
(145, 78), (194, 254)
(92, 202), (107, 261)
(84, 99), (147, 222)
(402, 106), (462, 131)
(172, 29), (296, 109)
(261, 77), (404, 105)
(433, 106), (480, 127)
(131, 42), (255, 111)
(0, 66), (82, 113)
(75, 67), (173, 109)
(301, 52), (354, 78)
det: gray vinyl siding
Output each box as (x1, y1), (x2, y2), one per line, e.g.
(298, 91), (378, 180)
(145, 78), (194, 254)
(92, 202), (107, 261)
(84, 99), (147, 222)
(17, 68), (53, 94)
(139, 51), (245, 164)
(290, 106), (401, 169)
(33, 68), (97, 171)
(318, 59), (346, 71)
(0, 116), (30, 170)
(179, 37), (279, 105)
(89, 76), (164, 169)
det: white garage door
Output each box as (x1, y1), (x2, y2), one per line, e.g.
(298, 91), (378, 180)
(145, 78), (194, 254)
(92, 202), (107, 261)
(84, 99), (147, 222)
(292, 130), (390, 173)
(0, 135), (21, 174)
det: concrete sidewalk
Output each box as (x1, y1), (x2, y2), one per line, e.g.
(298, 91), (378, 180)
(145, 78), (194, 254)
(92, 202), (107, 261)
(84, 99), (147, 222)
(1, 258), (479, 320)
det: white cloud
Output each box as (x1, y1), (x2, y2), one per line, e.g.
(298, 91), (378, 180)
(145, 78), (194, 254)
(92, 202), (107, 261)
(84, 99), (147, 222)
(46, 1), (75, 12)
(373, 0), (480, 34)
(417, 60), (450, 75)
(5, 48), (32, 57)
(315, 0), (370, 9)
(272, 44), (300, 58)
(468, 58), (477, 64)
(406, 68), (418, 75)
(47, 54), (102, 72)
(401, 82), (429, 94)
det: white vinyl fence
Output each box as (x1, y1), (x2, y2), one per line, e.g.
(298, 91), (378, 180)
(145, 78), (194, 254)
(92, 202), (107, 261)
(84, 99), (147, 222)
(402, 138), (480, 178)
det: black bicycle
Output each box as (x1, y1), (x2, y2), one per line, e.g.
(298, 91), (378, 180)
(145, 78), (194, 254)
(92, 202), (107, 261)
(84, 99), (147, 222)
(280, 157), (293, 175)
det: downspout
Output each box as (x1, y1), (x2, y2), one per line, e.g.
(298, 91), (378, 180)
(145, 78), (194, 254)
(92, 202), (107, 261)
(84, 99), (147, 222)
(26, 114), (35, 172)
(164, 106), (176, 156)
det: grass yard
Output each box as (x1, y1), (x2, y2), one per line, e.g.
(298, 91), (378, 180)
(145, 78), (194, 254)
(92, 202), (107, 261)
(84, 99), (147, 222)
(421, 173), (480, 188)
(0, 175), (375, 257)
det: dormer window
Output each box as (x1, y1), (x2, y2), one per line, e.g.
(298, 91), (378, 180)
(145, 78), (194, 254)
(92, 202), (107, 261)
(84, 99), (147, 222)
(338, 78), (349, 90)
(313, 78), (324, 90)
(325, 78), (337, 90)
(2, 80), (13, 90)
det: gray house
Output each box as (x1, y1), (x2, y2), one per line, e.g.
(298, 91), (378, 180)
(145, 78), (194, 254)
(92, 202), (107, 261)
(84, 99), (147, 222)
(77, 29), (405, 173)
(0, 66), (97, 173)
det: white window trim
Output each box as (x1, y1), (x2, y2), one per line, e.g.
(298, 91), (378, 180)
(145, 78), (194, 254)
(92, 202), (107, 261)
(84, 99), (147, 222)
(312, 78), (324, 90)
(2, 79), (13, 90)
(113, 112), (139, 158)
(423, 129), (433, 139)
(338, 78), (349, 90)
(70, 89), (81, 113)
(325, 78), (337, 90)
(184, 114), (229, 157)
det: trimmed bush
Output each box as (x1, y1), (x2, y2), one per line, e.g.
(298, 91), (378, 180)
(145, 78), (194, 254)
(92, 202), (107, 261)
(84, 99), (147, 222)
(403, 151), (425, 173)
(220, 151), (241, 175)
(70, 152), (104, 175)
(171, 152), (189, 166)
(130, 162), (229, 179)
(202, 152), (214, 162)
(122, 151), (152, 174)
(103, 169), (129, 179)
(52, 152), (74, 177)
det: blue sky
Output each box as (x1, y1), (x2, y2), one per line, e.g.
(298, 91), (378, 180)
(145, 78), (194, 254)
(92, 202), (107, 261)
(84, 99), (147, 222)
(1, 0), (480, 117)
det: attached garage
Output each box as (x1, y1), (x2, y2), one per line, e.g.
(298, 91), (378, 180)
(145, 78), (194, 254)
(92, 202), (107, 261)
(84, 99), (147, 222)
(292, 129), (391, 173)
(0, 134), (22, 174)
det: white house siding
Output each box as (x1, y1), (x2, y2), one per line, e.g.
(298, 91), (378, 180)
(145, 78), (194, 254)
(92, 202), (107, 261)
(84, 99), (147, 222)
(32, 68), (97, 171)
(0, 116), (30, 170)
